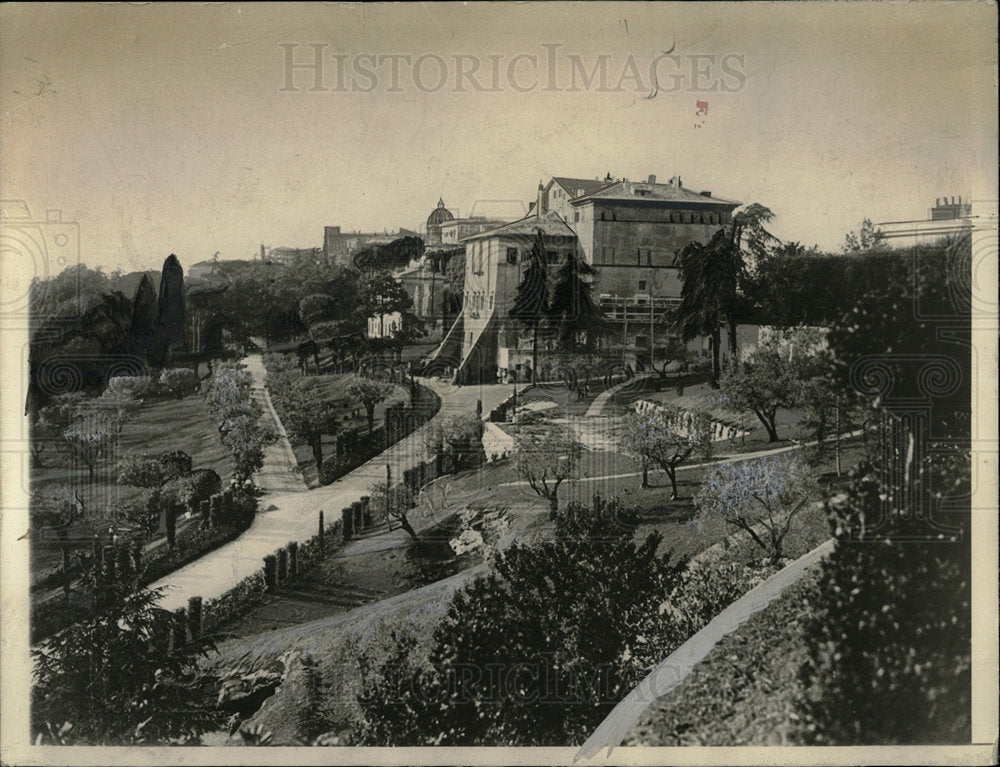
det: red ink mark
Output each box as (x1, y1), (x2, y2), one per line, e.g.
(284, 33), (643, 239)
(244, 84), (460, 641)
(696, 100), (709, 116)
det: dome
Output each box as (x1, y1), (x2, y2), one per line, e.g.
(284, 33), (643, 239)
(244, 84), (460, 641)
(426, 198), (455, 229)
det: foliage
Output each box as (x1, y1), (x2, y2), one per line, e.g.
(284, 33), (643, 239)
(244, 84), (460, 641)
(62, 419), (111, 481)
(32, 586), (222, 744)
(509, 229), (550, 377)
(347, 376), (397, 432)
(695, 454), (820, 566)
(675, 203), (776, 386)
(548, 251), (604, 351)
(797, 458), (970, 744)
(204, 365), (277, 483)
(356, 513), (699, 746)
(842, 217), (888, 255)
(424, 413), (483, 473)
(512, 424), (581, 518)
(160, 468), (223, 513)
(105, 375), (151, 400)
(353, 235), (424, 272)
(719, 327), (825, 442)
(620, 406), (712, 497)
(368, 481), (419, 539)
(267, 370), (342, 471)
(299, 293), (340, 325)
(159, 367), (199, 399)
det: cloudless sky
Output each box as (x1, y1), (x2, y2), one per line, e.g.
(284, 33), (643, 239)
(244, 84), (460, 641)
(1, 2), (996, 275)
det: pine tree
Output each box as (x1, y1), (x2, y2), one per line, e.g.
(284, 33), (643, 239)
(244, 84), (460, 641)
(508, 229), (549, 381)
(548, 250), (604, 351)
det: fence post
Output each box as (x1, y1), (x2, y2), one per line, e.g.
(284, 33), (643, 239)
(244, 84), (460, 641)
(352, 501), (364, 532)
(277, 547), (288, 584)
(199, 499), (210, 525)
(318, 510), (325, 549)
(288, 541), (299, 577)
(263, 554), (277, 590)
(187, 596), (203, 641)
(166, 504), (178, 549)
(342, 507), (354, 541)
(170, 607), (188, 651)
(360, 496), (372, 527)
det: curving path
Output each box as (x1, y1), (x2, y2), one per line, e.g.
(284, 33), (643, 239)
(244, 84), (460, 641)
(149, 371), (512, 612)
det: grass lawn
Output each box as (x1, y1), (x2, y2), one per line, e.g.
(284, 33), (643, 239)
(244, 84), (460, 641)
(31, 392), (234, 585)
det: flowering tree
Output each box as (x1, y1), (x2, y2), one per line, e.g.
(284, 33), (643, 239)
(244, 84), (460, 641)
(695, 453), (819, 566)
(367, 480), (419, 539)
(63, 419), (111, 482)
(204, 366), (276, 483)
(620, 406), (712, 498)
(513, 424), (581, 519)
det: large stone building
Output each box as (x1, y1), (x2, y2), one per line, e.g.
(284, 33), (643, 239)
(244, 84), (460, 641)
(877, 195), (974, 244)
(322, 225), (418, 266)
(428, 173), (742, 383)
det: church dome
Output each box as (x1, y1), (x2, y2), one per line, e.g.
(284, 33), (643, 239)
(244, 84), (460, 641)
(426, 198), (455, 229)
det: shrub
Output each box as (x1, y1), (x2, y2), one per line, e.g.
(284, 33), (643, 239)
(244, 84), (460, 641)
(356, 513), (691, 746)
(159, 367), (199, 399)
(161, 468), (222, 512)
(105, 375), (151, 400)
(160, 449), (193, 477)
(796, 458), (971, 745)
(117, 453), (166, 487)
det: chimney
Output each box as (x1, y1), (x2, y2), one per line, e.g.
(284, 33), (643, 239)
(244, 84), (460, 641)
(536, 181), (547, 217)
(648, 174), (656, 184)
(677, 176), (683, 188)
(700, 191), (712, 197)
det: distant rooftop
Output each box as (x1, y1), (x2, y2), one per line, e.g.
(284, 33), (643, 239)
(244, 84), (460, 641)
(573, 177), (738, 207)
(463, 209), (577, 241)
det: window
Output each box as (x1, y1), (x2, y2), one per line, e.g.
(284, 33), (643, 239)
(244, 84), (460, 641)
(506, 247), (518, 264)
(574, 211), (580, 223)
(489, 291), (494, 309)
(600, 210), (606, 221)
(638, 280), (647, 291)
(601, 246), (615, 263)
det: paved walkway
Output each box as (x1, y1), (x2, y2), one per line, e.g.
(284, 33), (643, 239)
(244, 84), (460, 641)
(150, 377), (512, 611)
(576, 538), (835, 760)
(244, 354), (309, 495)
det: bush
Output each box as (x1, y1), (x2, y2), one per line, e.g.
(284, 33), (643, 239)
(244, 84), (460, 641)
(159, 367), (199, 399)
(160, 449), (193, 477)
(160, 468), (222, 512)
(118, 453), (168, 487)
(105, 375), (151, 400)
(356, 513), (692, 746)
(796, 459), (971, 745)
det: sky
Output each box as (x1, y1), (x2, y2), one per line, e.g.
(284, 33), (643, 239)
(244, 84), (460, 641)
(1, 1), (996, 276)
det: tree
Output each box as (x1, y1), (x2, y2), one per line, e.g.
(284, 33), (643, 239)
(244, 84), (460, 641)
(358, 272), (417, 341)
(619, 406), (712, 497)
(204, 365), (277, 483)
(31, 585), (221, 745)
(719, 328), (823, 442)
(159, 368), (199, 399)
(695, 454), (819, 566)
(271, 377), (341, 471)
(424, 413), (483, 474)
(842, 217), (888, 254)
(508, 229), (550, 381)
(347, 377), (397, 433)
(547, 251), (605, 351)
(30, 485), (85, 597)
(63, 418), (111, 482)
(512, 424), (581, 519)
(355, 513), (694, 746)
(31, 392), (86, 469)
(367, 480), (419, 539)
(675, 204), (776, 386)
(298, 293), (339, 326)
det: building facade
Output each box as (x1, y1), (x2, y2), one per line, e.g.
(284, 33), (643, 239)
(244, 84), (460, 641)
(428, 173), (742, 383)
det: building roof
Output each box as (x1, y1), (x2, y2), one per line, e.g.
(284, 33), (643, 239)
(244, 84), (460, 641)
(572, 179), (739, 207)
(462, 209), (577, 241)
(427, 198), (455, 228)
(550, 176), (616, 199)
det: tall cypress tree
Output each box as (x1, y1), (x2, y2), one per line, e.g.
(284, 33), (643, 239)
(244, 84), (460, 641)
(548, 250), (603, 352)
(508, 229), (549, 381)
